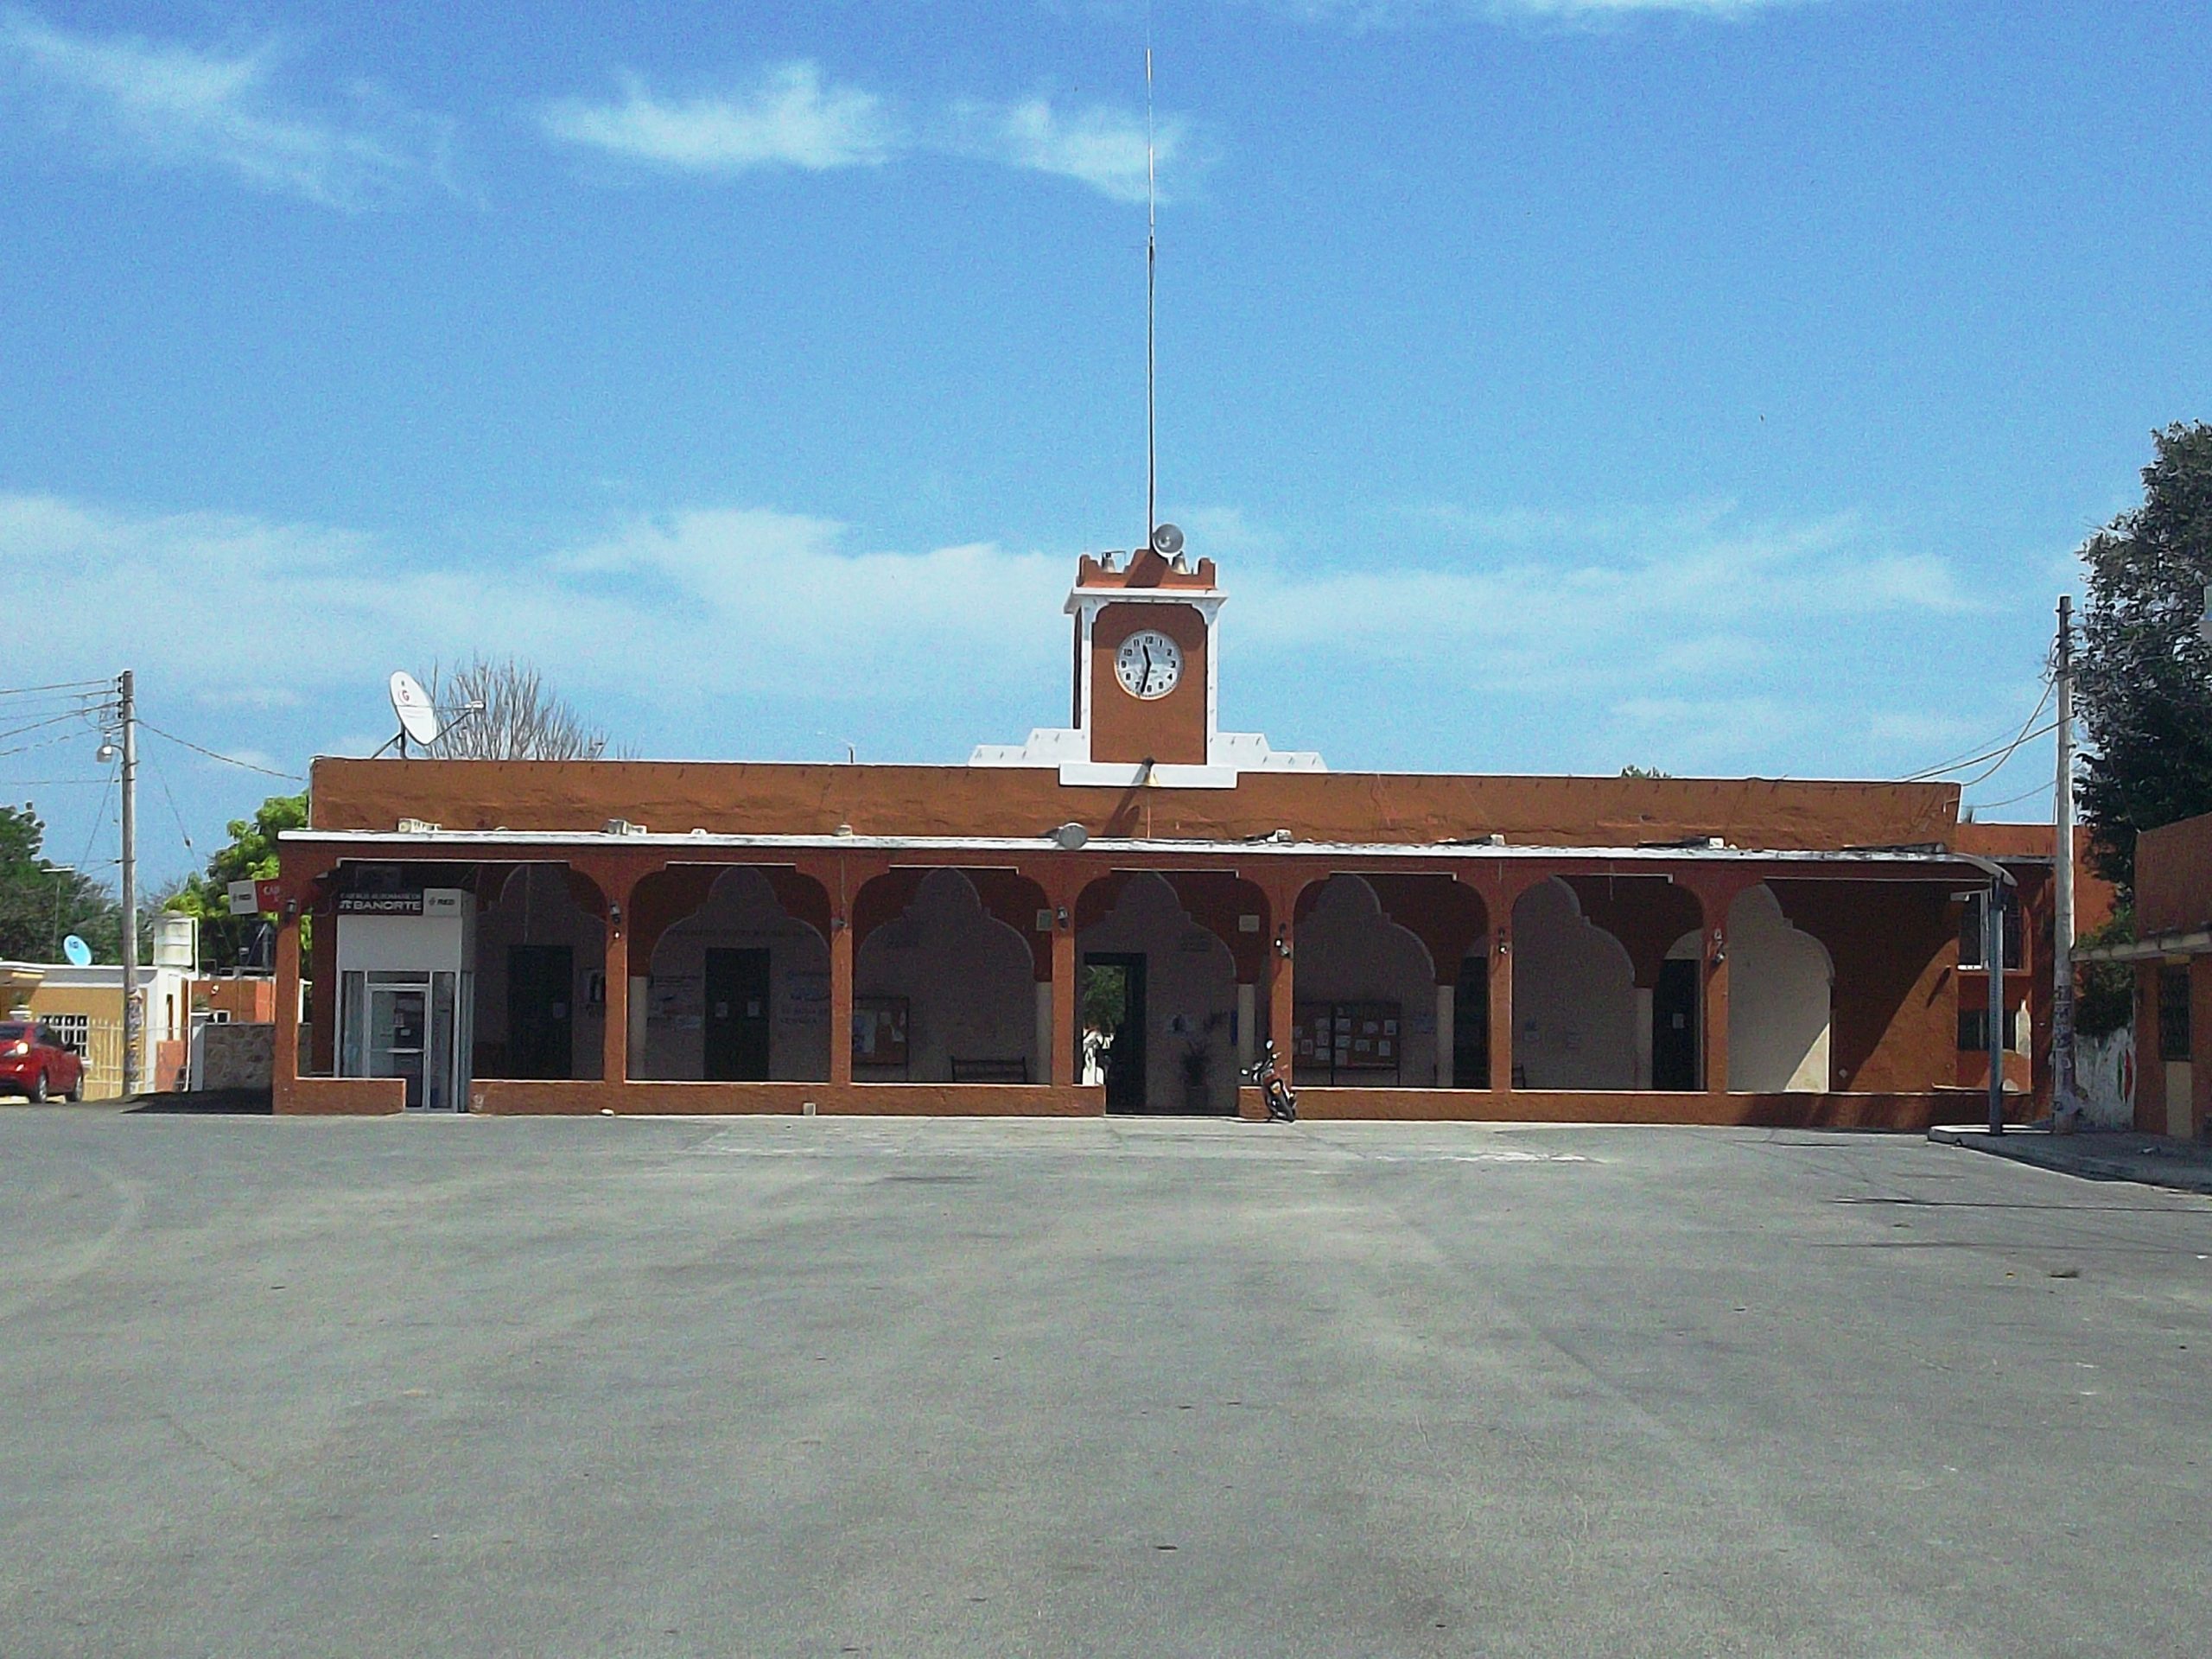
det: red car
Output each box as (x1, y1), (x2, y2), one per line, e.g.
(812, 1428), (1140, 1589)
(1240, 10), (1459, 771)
(0, 1021), (86, 1103)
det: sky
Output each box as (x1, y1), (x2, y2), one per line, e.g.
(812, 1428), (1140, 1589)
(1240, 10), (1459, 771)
(3, 0), (2206, 894)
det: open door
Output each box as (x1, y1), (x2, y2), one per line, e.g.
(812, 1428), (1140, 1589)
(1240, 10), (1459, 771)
(1653, 957), (1700, 1091)
(1081, 953), (1147, 1113)
(506, 945), (575, 1079)
(704, 948), (772, 1082)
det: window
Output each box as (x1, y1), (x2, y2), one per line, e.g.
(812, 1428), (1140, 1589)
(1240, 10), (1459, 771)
(2158, 968), (2192, 1063)
(1957, 1008), (2021, 1054)
(1958, 890), (2023, 970)
(46, 1014), (89, 1057)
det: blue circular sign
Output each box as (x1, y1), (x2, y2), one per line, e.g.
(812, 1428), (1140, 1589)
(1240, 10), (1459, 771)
(61, 935), (92, 968)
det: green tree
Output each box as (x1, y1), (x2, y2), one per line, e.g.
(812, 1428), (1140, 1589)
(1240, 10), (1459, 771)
(0, 804), (125, 963)
(2077, 421), (2212, 893)
(166, 793), (307, 970)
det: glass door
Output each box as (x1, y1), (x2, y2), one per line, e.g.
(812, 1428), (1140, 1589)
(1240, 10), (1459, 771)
(368, 976), (429, 1109)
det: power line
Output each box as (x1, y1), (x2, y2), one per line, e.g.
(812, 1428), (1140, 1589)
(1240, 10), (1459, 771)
(1900, 681), (2056, 782)
(0, 706), (104, 747)
(142, 748), (197, 858)
(0, 677), (111, 698)
(1968, 779), (2054, 813)
(1955, 720), (2059, 791)
(137, 721), (302, 781)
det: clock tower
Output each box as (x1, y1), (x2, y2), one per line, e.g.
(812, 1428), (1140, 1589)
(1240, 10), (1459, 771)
(969, 531), (1324, 788)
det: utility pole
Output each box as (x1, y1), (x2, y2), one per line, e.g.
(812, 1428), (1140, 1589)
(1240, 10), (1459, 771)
(118, 671), (139, 1098)
(2051, 595), (2078, 1130)
(1988, 875), (2008, 1136)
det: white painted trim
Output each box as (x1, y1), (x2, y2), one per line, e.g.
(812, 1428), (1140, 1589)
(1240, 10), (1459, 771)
(283, 829), (2047, 870)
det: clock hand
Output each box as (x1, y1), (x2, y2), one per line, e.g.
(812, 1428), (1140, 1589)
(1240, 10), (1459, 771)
(1141, 642), (1154, 692)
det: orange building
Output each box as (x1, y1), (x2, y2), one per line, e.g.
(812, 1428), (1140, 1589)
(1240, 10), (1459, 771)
(273, 544), (2088, 1125)
(2082, 808), (2212, 1136)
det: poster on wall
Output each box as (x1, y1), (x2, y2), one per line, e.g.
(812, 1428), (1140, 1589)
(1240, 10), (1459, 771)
(650, 976), (702, 1030)
(853, 997), (909, 1067)
(779, 970), (830, 1030)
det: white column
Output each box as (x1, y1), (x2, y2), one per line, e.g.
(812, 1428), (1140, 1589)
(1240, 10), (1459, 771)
(1435, 983), (1454, 1087)
(1035, 982), (1053, 1086)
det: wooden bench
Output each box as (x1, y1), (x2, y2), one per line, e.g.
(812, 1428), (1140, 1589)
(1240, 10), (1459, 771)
(950, 1056), (1029, 1084)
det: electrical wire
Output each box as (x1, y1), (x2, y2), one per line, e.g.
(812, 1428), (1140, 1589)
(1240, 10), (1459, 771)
(0, 677), (111, 698)
(137, 721), (302, 781)
(143, 748), (196, 856)
(0, 707), (105, 747)
(1967, 780), (2054, 813)
(1900, 680), (2056, 783)
(0, 730), (93, 762)
(1954, 720), (2059, 791)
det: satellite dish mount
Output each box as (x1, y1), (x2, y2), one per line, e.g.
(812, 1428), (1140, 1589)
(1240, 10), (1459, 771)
(372, 671), (444, 760)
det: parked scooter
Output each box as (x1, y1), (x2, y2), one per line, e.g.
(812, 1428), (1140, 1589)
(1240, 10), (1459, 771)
(1243, 1039), (1298, 1123)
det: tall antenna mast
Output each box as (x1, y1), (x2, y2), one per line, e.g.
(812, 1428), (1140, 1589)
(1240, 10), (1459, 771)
(1145, 6), (1158, 541)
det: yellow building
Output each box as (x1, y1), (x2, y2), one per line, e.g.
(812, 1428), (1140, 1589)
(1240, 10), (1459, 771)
(0, 961), (195, 1101)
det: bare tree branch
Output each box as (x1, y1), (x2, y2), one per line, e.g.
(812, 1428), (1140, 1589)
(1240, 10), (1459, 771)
(416, 657), (623, 761)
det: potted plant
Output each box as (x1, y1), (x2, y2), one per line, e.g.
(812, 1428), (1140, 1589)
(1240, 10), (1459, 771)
(1179, 1039), (1212, 1114)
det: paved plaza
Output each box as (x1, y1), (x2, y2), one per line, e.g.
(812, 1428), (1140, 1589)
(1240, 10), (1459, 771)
(3, 1109), (2209, 1657)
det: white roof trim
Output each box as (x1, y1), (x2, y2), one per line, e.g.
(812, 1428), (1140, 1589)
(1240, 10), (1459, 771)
(280, 828), (2048, 868)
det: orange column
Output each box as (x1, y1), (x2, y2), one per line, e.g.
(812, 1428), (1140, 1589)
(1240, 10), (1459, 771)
(272, 905), (302, 1112)
(830, 917), (855, 1087)
(1682, 875), (1758, 1096)
(1268, 915), (1296, 1088)
(1051, 920), (1077, 1086)
(1488, 926), (1513, 1092)
(1703, 929), (1730, 1094)
(601, 912), (628, 1089)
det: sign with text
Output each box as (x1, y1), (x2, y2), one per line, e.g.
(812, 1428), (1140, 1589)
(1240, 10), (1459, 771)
(335, 891), (424, 916)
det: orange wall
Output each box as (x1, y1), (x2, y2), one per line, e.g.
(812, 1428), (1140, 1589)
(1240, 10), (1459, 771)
(2136, 810), (2212, 935)
(310, 758), (1967, 852)
(194, 977), (276, 1022)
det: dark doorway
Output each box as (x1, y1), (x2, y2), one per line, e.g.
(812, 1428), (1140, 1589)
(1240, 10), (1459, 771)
(1653, 957), (1700, 1090)
(1082, 953), (1147, 1112)
(1454, 955), (1491, 1088)
(704, 948), (773, 1082)
(506, 945), (575, 1079)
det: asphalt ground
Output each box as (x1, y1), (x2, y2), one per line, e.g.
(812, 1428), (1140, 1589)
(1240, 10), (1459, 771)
(3, 1110), (2209, 1659)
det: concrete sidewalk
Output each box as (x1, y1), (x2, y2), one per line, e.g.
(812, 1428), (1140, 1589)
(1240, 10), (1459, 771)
(1930, 1124), (2212, 1196)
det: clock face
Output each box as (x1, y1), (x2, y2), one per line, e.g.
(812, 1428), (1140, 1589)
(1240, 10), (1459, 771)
(1115, 628), (1183, 700)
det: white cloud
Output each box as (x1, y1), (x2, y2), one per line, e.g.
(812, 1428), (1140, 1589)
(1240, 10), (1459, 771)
(953, 96), (1185, 205)
(0, 9), (451, 207)
(2, 487), (2030, 789)
(542, 62), (1187, 203)
(537, 63), (895, 174)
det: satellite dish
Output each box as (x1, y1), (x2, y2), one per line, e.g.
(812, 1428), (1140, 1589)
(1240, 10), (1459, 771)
(389, 671), (442, 752)
(62, 935), (92, 968)
(1150, 522), (1185, 558)
(1052, 823), (1090, 850)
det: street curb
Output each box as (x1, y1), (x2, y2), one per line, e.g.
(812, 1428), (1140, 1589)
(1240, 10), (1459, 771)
(1929, 1125), (2212, 1197)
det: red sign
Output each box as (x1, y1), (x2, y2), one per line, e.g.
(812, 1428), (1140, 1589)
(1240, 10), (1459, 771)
(255, 878), (284, 913)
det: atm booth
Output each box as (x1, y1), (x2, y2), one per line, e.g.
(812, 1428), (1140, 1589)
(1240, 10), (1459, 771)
(334, 887), (474, 1111)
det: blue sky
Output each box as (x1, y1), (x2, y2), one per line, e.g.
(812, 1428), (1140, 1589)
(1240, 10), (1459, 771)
(3, 0), (2205, 890)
